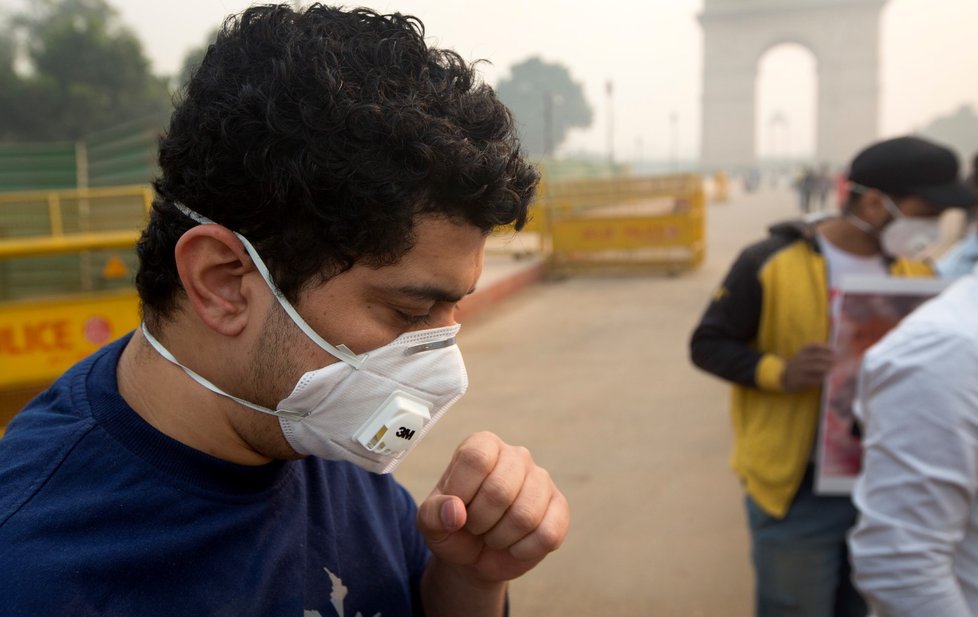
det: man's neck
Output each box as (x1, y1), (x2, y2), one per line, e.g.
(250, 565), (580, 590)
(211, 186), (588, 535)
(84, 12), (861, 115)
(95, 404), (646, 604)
(116, 329), (275, 466)
(816, 217), (883, 257)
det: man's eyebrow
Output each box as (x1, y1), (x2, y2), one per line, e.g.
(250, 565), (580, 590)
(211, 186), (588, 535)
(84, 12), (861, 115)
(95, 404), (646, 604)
(391, 284), (477, 304)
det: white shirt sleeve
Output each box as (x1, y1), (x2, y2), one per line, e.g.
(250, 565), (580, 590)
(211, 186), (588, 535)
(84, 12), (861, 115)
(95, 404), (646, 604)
(850, 322), (978, 617)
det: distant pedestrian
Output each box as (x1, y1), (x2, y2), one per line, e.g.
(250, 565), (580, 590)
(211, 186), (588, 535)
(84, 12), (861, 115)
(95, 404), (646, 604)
(743, 167), (761, 193)
(690, 135), (975, 617)
(795, 166), (817, 213)
(816, 163), (833, 211)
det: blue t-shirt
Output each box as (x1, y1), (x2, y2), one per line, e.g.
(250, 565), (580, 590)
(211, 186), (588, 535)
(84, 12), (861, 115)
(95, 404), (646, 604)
(0, 334), (430, 616)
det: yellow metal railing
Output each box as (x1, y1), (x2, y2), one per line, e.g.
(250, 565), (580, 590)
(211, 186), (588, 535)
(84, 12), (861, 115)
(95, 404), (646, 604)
(0, 185), (151, 300)
(0, 184), (153, 238)
(0, 230), (141, 259)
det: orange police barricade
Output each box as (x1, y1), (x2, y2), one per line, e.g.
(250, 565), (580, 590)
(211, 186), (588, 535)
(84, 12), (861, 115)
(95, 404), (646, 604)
(528, 173), (706, 276)
(0, 185), (151, 431)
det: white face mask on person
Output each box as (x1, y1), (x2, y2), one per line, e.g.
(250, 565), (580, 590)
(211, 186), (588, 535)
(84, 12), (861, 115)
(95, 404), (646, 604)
(846, 184), (942, 259)
(141, 202), (469, 474)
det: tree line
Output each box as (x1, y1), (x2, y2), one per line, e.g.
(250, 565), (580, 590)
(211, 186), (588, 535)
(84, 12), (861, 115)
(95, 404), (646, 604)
(0, 0), (591, 157)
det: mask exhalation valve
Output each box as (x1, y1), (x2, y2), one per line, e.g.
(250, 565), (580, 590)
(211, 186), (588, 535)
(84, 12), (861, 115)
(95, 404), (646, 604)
(355, 390), (432, 456)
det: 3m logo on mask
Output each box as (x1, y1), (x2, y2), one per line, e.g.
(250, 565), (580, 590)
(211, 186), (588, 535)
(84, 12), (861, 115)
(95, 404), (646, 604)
(355, 390), (432, 455)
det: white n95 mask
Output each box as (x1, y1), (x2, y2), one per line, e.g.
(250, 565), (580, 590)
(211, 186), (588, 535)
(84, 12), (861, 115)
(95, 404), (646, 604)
(275, 324), (468, 473)
(879, 216), (941, 260)
(847, 183), (942, 260)
(143, 203), (470, 474)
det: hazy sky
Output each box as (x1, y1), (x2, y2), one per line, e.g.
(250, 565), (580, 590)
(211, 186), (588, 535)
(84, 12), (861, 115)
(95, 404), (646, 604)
(8, 0), (978, 161)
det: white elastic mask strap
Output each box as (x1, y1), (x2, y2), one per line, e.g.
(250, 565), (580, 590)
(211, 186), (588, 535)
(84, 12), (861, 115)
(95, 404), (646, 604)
(880, 194), (903, 221)
(173, 202), (365, 369)
(140, 323), (307, 419)
(845, 213), (877, 236)
(846, 182), (890, 235)
(849, 182), (905, 222)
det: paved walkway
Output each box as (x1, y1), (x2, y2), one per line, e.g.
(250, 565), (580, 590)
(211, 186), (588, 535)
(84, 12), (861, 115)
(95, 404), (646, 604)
(395, 185), (804, 616)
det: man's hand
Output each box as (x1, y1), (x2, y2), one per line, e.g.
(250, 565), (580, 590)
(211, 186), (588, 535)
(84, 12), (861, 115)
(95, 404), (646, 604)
(417, 432), (569, 584)
(781, 343), (835, 392)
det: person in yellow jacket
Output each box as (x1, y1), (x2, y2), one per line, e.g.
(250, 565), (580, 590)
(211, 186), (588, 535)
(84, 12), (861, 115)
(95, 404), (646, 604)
(690, 136), (977, 617)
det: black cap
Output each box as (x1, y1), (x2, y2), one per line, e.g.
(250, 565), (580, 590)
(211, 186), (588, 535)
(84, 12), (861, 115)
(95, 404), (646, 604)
(848, 136), (978, 208)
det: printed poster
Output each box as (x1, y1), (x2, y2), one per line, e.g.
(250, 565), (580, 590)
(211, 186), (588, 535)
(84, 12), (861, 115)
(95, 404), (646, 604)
(814, 275), (950, 495)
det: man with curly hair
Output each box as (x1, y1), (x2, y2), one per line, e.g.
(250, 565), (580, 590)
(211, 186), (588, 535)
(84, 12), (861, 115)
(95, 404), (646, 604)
(0, 5), (569, 615)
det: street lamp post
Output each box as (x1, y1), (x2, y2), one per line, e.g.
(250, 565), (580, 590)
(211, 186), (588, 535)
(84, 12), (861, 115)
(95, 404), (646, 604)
(606, 80), (614, 170)
(543, 91), (553, 158)
(670, 111), (679, 171)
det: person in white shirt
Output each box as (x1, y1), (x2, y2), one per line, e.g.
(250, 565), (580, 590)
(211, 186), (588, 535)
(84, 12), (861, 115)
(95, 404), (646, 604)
(937, 154), (978, 277)
(936, 207), (978, 278)
(849, 271), (978, 616)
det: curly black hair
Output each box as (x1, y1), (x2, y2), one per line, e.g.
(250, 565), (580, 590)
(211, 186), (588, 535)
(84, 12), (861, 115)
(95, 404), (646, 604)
(137, 3), (538, 326)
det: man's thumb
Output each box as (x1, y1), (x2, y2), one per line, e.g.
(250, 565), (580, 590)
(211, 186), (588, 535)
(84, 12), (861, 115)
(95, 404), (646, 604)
(418, 493), (467, 542)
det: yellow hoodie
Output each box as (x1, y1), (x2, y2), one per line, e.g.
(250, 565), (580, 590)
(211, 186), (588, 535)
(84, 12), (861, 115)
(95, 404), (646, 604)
(690, 219), (932, 517)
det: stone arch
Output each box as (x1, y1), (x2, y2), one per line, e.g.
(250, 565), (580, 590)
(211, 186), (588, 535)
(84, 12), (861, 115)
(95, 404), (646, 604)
(755, 42), (818, 159)
(699, 0), (888, 170)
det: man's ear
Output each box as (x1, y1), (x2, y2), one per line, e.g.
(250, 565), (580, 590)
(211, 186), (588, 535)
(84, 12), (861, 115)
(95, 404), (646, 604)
(174, 225), (257, 337)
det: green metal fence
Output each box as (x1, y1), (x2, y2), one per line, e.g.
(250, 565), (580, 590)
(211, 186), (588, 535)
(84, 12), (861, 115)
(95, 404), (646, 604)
(86, 115), (165, 188)
(0, 113), (165, 193)
(0, 142), (78, 192)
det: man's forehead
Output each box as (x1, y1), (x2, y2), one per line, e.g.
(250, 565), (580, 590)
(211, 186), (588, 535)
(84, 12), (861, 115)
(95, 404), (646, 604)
(350, 248), (484, 304)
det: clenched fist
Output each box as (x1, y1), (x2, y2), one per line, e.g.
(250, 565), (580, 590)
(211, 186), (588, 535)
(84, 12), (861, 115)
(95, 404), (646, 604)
(781, 343), (835, 392)
(417, 431), (570, 584)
